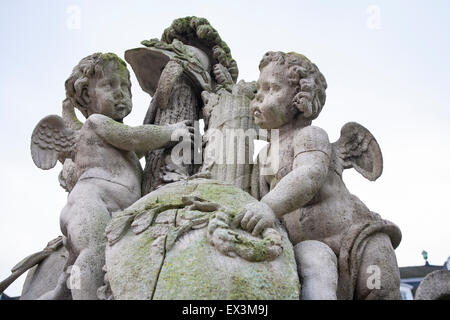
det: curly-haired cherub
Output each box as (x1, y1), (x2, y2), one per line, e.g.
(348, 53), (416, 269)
(242, 51), (402, 300)
(30, 53), (193, 299)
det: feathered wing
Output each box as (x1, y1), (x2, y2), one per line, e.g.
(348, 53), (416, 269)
(333, 122), (383, 181)
(61, 98), (83, 131)
(31, 115), (78, 170)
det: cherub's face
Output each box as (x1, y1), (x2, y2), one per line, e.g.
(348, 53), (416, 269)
(88, 60), (132, 121)
(250, 62), (298, 129)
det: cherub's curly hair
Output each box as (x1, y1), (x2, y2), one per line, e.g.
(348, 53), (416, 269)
(259, 51), (327, 120)
(65, 53), (128, 118)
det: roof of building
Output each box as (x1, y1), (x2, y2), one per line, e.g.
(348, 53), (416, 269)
(400, 263), (445, 279)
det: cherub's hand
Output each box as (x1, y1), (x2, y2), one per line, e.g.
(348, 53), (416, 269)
(239, 202), (277, 236)
(167, 120), (195, 146)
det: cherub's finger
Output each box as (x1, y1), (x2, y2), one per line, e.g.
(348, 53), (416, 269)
(218, 230), (235, 242)
(233, 209), (245, 226)
(252, 219), (273, 237)
(246, 215), (260, 233)
(240, 211), (254, 230)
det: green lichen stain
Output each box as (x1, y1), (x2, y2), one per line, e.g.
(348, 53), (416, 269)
(287, 51), (311, 63)
(98, 52), (129, 78)
(106, 179), (300, 300)
(153, 232), (222, 299)
(107, 228), (157, 299)
(192, 181), (254, 212)
(158, 16), (234, 68)
(234, 235), (270, 262)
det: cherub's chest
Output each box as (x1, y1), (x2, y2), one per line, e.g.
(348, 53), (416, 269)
(75, 128), (127, 165)
(262, 137), (294, 189)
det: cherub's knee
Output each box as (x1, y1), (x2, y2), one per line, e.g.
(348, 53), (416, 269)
(294, 240), (338, 300)
(295, 240), (337, 277)
(356, 234), (402, 300)
(359, 263), (401, 300)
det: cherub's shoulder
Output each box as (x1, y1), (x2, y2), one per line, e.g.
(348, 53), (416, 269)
(82, 114), (116, 137)
(295, 125), (329, 140)
(293, 125), (331, 157)
(84, 113), (110, 128)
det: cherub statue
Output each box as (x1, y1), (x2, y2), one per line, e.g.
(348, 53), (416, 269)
(243, 51), (402, 300)
(30, 53), (193, 299)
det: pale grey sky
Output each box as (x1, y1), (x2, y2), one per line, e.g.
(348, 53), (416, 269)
(1, 0), (449, 296)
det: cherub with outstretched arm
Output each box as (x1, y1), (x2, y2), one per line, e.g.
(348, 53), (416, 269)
(241, 51), (402, 300)
(31, 53), (193, 299)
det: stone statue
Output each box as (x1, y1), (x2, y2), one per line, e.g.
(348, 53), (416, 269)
(28, 53), (193, 299)
(125, 17), (239, 194)
(246, 51), (402, 299)
(1, 17), (407, 301)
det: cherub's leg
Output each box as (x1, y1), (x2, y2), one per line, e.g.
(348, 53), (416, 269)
(70, 245), (107, 300)
(294, 240), (338, 300)
(355, 233), (402, 300)
(61, 182), (112, 300)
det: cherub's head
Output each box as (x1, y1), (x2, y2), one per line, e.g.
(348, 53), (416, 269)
(250, 51), (327, 129)
(65, 53), (132, 122)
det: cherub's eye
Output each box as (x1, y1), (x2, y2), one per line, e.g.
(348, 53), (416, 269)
(272, 84), (281, 92)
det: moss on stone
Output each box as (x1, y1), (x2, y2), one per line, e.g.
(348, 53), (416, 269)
(156, 16), (237, 80)
(106, 179), (300, 300)
(99, 52), (128, 74)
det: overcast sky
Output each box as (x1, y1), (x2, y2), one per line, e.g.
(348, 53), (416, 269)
(1, 0), (449, 297)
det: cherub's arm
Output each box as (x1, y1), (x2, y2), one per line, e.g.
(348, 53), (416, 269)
(240, 126), (331, 235)
(261, 126), (331, 218)
(86, 114), (192, 154)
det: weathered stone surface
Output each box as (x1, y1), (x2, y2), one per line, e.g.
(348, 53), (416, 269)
(105, 178), (300, 300)
(201, 81), (257, 193)
(21, 245), (69, 300)
(415, 270), (450, 300)
(127, 17), (240, 195)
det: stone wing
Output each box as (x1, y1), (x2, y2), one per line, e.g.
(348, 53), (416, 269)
(30, 115), (78, 170)
(334, 122), (383, 181)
